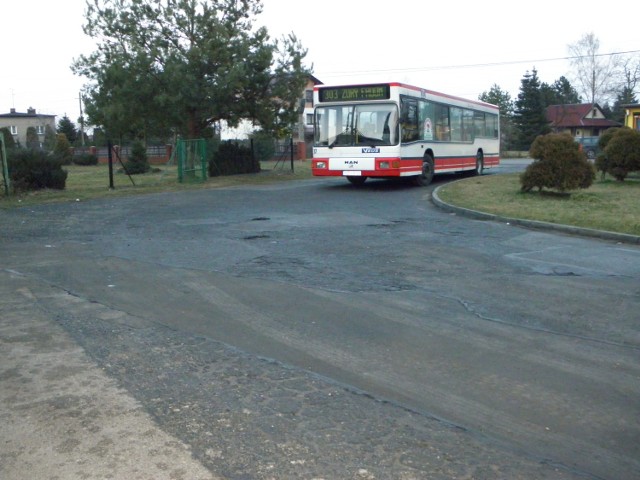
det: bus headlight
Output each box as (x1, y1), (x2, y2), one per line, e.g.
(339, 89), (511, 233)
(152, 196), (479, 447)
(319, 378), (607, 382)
(315, 161), (327, 169)
(379, 161), (390, 169)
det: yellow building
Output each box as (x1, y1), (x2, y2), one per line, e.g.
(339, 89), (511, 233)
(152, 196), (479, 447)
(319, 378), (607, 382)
(623, 104), (640, 130)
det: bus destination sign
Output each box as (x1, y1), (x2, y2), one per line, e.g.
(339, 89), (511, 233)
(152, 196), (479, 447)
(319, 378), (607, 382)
(319, 84), (390, 102)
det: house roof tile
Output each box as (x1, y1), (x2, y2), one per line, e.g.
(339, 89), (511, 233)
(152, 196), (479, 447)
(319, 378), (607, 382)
(546, 104), (619, 129)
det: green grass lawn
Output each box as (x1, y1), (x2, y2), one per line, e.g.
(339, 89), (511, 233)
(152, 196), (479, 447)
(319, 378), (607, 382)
(437, 172), (640, 236)
(0, 160), (313, 208)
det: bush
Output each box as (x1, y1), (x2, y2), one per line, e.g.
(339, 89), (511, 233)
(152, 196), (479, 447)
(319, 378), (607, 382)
(123, 141), (150, 174)
(602, 128), (640, 181)
(53, 134), (73, 165)
(8, 149), (67, 191)
(250, 131), (276, 162)
(595, 127), (622, 179)
(0, 127), (16, 150)
(73, 153), (99, 166)
(521, 133), (595, 193)
(209, 141), (260, 177)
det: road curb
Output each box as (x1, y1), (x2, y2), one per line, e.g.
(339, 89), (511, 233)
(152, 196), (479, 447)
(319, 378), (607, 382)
(432, 181), (640, 245)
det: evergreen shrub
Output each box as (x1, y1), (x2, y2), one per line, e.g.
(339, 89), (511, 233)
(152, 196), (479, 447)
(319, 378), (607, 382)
(602, 128), (640, 181)
(520, 133), (595, 193)
(53, 134), (73, 165)
(209, 141), (260, 177)
(595, 127), (622, 179)
(73, 153), (99, 166)
(124, 141), (150, 174)
(8, 149), (68, 191)
(0, 127), (16, 150)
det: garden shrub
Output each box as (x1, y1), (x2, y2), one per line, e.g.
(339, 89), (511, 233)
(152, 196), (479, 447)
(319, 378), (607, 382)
(209, 141), (260, 177)
(521, 133), (595, 193)
(73, 153), (99, 166)
(595, 127), (622, 179)
(0, 127), (16, 150)
(8, 149), (67, 191)
(602, 128), (640, 181)
(123, 141), (150, 174)
(53, 134), (73, 165)
(251, 131), (276, 162)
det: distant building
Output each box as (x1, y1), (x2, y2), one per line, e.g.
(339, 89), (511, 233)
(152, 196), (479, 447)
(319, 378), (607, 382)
(0, 108), (56, 147)
(546, 103), (620, 138)
(621, 104), (640, 130)
(294, 74), (323, 159)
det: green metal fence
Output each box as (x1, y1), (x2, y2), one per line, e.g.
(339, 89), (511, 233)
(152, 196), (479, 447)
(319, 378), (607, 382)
(176, 138), (207, 182)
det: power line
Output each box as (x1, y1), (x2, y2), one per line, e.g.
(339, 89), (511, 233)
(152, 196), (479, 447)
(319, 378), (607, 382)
(319, 49), (640, 78)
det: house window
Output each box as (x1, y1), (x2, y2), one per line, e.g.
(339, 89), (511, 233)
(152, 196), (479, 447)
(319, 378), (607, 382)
(306, 113), (314, 125)
(36, 125), (45, 135)
(10, 125), (17, 135)
(305, 90), (313, 106)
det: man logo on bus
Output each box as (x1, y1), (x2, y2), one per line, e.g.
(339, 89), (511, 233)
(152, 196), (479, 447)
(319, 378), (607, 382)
(345, 160), (358, 168)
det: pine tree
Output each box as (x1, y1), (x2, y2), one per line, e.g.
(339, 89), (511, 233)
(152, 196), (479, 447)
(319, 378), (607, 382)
(612, 87), (637, 124)
(479, 84), (515, 150)
(57, 115), (78, 144)
(514, 69), (550, 150)
(540, 77), (582, 106)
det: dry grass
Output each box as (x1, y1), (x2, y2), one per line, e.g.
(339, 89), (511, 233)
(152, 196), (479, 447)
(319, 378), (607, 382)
(437, 172), (640, 236)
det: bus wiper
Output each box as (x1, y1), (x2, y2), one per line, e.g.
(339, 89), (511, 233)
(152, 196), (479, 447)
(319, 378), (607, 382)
(328, 139), (337, 149)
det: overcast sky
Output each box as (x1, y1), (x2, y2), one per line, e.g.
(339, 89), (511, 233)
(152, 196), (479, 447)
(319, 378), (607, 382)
(2, 0), (636, 123)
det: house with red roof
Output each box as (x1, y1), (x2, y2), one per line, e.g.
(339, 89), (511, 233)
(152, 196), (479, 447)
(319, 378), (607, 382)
(546, 103), (620, 138)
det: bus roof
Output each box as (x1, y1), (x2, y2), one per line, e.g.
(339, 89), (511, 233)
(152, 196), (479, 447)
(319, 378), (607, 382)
(314, 82), (498, 111)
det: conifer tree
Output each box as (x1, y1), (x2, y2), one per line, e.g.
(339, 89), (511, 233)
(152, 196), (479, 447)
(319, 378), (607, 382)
(513, 69), (550, 150)
(26, 126), (40, 150)
(479, 84), (515, 150)
(73, 0), (311, 140)
(57, 115), (78, 144)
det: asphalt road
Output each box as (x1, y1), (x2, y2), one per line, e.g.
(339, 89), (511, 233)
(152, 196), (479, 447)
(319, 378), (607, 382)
(2, 164), (639, 479)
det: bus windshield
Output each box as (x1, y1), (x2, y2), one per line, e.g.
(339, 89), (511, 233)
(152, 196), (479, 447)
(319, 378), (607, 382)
(315, 103), (399, 147)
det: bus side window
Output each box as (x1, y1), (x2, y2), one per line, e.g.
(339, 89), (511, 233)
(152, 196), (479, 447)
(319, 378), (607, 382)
(434, 104), (450, 141)
(401, 97), (419, 142)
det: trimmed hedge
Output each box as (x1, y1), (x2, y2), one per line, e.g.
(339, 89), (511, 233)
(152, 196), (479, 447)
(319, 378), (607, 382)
(602, 128), (640, 181)
(521, 133), (595, 193)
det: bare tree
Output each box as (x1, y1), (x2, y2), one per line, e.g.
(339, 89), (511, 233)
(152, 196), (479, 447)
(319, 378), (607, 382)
(567, 32), (620, 105)
(619, 56), (640, 95)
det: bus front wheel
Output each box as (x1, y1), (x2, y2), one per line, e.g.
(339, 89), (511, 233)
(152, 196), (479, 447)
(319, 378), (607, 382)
(413, 155), (434, 186)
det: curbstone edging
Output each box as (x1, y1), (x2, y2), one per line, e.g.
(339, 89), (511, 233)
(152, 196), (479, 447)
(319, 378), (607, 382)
(432, 182), (640, 245)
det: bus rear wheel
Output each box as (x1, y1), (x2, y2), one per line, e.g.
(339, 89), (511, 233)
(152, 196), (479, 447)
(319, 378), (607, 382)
(347, 176), (367, 185)
(413, 155), (434, 186)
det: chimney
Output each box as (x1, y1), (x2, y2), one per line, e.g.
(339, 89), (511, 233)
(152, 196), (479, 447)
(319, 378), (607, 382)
(27, 107), (36, 114)
(10, 108), (15, 114)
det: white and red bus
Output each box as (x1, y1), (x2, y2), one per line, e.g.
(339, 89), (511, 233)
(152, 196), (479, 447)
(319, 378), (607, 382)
(311, 82), (500, 185)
